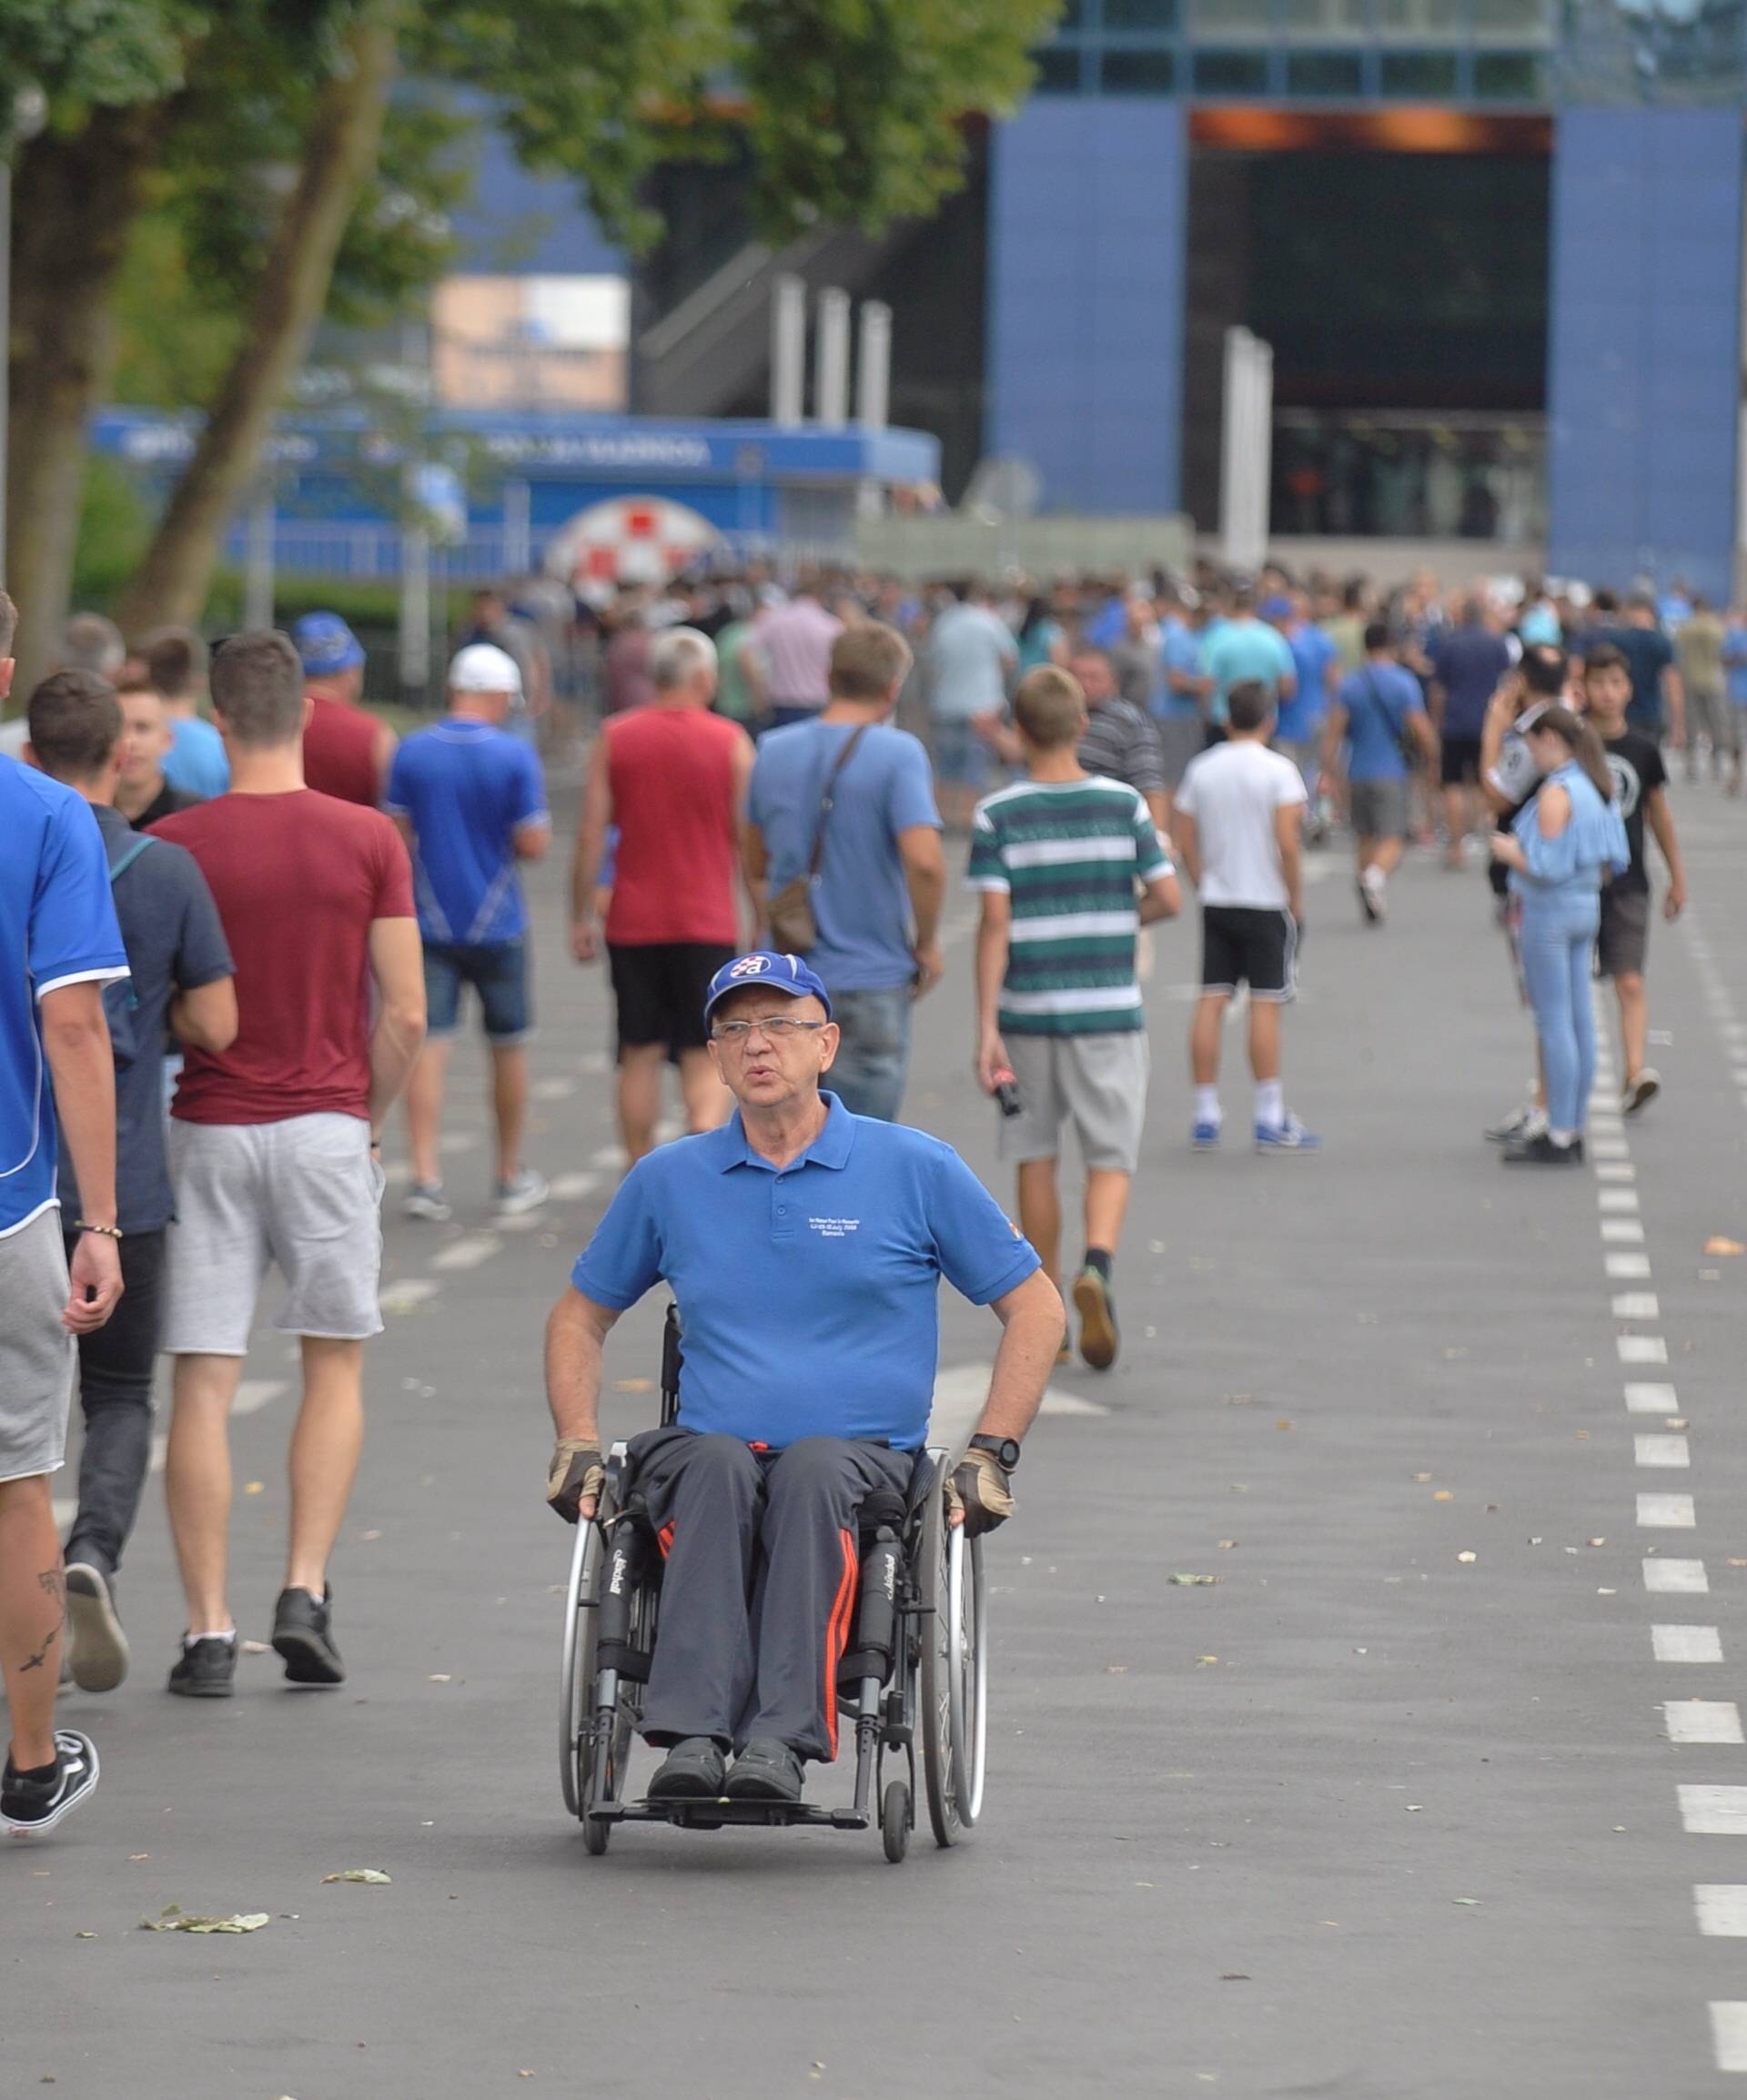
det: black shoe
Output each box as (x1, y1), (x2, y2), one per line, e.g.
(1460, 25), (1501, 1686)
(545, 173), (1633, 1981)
(167, 1634), (237, 1698)
(2, 1729), (100, 1836)
(65, 1561), (129, 1693)
(1501, 1131), (1583, 1166)
(271, 1587), (345, 1686)
(647, 1737), (727, 1800)
(723, 1737), (804, 1802)
(1072, 1266), (1119, 1371)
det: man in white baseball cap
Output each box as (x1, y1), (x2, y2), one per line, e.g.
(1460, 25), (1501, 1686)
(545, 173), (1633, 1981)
(383, 643), (552, 1220)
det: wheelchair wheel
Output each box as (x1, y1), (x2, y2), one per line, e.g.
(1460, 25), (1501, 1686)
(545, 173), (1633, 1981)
(917, 1459), (989, 1848)
(881, 1779), (911, 1864)
(558, 1517), (596, 1820)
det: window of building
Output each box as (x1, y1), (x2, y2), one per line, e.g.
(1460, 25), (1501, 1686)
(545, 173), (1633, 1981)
(1469, 0), (1554, 35)
(1099, 47), (1178, 91)
(1277, 0), (1370, 33)
(1192, 47), (1270, 92)
(1472, 50), (1545, 96)
(1189, 0), (1269, 33)
(1031, 46), (1085, 93)
(1374, 0), (1463, 35)
(1103, 0), (1176, 29)
(1378, 47), (1460, 93)
(1286, 48), (1367, 94)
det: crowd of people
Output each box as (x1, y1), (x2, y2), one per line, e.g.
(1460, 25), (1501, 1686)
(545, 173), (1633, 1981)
(0, 540), (1709, 1833)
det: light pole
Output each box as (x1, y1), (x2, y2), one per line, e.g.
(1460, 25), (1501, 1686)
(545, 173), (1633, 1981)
(0, 85), (48, 584)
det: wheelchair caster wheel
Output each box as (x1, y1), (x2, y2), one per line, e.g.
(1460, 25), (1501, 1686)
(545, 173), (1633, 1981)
(582, 1811), (611, 1857)
(881, 1780), (910, 1864)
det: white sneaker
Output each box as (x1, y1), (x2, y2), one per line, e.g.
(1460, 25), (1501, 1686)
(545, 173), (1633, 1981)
(1622, 1068), (1661, 1116)
(401, 1184), (451, 1223)
(496, 1168), (550, 1217)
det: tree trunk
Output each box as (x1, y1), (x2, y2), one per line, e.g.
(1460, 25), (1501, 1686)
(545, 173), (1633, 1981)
(5, 107), (165, 698)
(116, 9), (399, 635)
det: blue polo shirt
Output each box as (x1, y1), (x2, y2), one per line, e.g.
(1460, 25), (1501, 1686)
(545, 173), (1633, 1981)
(571, 1094), (1040, 1450)
(385, 719), (548, 947)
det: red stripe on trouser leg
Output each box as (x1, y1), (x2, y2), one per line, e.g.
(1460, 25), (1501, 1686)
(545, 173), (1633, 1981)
(823, 1529), (857, 1761)
(658, 1521), (675, 1560)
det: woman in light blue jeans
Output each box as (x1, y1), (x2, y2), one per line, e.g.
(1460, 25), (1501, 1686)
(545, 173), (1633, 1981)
(1489, 708), (1629, 1165)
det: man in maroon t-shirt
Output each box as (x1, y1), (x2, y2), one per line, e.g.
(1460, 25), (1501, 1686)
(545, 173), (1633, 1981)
(152, 630), (426, 1697)
(571, 627), (753, 1162)
(292, 611), (397, 807)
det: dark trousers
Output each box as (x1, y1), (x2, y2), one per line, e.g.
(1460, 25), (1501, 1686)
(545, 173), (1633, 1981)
(627, 1427), (913, 1763)
(61, 1226), (165, 1578)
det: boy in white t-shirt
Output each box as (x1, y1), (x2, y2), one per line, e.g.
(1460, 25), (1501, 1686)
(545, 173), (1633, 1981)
(1172, 680), (1318, 1153)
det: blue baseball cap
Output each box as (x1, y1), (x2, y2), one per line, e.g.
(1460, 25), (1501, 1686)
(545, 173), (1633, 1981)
(703, 951), (833, 1025)
(292, 611), (366, 675)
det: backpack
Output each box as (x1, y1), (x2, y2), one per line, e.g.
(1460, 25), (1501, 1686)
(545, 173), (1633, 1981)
(100, 833), (155, 1072)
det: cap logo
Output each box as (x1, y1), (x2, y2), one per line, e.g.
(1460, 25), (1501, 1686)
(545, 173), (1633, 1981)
(728, 955), (771, 979)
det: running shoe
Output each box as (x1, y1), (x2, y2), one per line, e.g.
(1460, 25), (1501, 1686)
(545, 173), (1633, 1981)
(496, 1168), (550, 1217)
(1072, 1267), (1119, 1371)
(3, 1729), (100, 1838)
(167, 1634), (236, 1699)
(1500, 1132), (1584, 1166)
(1191, 1120), (1222, 1150)
(1622, 1068), (1661, 1116)
(65, 1561), (129, 1693)
(647, 1738), (727, 1801)
(1256, 1114), (1321, 1154)
(1358, 868), (1387, 925)
(1485, 1102), (1545, 1145)
(271, 1587), (345, 1686)
(723, 1738), (805, 1802)
(401, 1183), (451, 1223)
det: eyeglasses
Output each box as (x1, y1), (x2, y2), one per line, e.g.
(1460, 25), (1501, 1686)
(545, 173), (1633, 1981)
(711, 1016), (829, 1043)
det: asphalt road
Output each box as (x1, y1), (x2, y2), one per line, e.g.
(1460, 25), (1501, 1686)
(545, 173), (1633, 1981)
(11, 782), (1747, 2098)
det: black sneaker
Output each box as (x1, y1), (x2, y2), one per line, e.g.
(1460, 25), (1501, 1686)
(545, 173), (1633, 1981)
(65, 1561), (129, 1693)
(1072, 1266), (1119, 1371)
(271, 1587), (345, 1686)
(167, 1634), (237, 1698)
(723, 1737), (804, 1802)
(1501, 1131), (1584, 1166)
(647, 1737), (727, 1800)
(2, 1729), (100, 1837)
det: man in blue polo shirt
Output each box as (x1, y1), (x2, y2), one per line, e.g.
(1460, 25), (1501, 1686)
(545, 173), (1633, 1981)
(386, 644), (551, 1220)
(543, 951), (1064, 1805)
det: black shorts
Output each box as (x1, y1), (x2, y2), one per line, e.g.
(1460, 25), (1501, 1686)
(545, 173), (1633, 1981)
(1200, 905), (1297, 1003)
(1597, 885), (1650, 979)
(607, 941), (735, 1059)
(1440, 736), (1483, 788)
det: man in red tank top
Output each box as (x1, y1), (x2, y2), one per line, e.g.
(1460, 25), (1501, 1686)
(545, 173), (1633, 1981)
(571, 627), (753, 1162)
(293, 613), (396, 808)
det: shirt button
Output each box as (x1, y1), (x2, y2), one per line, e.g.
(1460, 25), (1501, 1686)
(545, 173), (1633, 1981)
(777, 1206), (787, 1216)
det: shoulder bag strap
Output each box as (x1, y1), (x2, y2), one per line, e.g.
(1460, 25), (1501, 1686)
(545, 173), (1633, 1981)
(107, 834), (157, 885)
(806, 722), (872, 879)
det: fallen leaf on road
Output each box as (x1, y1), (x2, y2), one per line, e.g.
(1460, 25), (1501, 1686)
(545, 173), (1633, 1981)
(1220, 1394), (1253, 1407)
(1168, 1573), (1221, 1586)
(142, 1905), (269, 1933)
(1413, 1472), (1433, 1483)
(322, 1870), (391, 1885)
(1433, 1490), (1453, 1501)
(1728, 1560), (1747, 1569)
(1587, 1538), (1607, 1548)
(429, 1674), (452, 1683)
(1195, 1655), (1219, 1666)
(241, 1641), (268, 1655)
(75, 1931), (96, 1939)
(1106, 1664), (1129, 1674)
(1274, 1419), (1294, 1431)
(129, 1854), (149, 1863)
(1217, 1540), (1237, 1550)
(1220, 1974), (1250, 1982)
(1457, 1551), (1477, 1564)
(243, 1481), (265, 1496)
(1451, 1898), (1480, 1906)
(1704, 1237), (1744, 1257)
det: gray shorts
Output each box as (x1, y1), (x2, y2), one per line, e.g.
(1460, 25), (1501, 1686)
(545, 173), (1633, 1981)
(164, 1114), (387, 1356)
(1000, 1031), (1150, 1174)
(1156, 715), (1205, 789)
(1598, 885), (1650, 979)
(1350, 776), (1409, 840)
(0, 1207), (75, 1481)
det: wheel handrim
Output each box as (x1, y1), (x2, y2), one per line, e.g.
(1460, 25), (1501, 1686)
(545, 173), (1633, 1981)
(945, 1521), (987, 1825)
(558, 1519), (595, 1817)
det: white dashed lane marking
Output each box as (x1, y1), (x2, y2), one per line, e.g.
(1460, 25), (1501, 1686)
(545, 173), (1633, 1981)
(1627, 1382), (1681, 1413)
(1601, 1219), (1647, 1244)
(1598, 1187), (1641, 1213)
(549, 1171), (601, 1201)
(1679, 1786), (1747, 1834)
(1645, 1560), (1710, 1594)
(431, 1235), (500, 1273)
(1607, 1251), (1653, 1278)
(1696, 1887), (1747, 1935)
(380, 1278), (440, 1314)
(1639, 1493), (1698, 1529)
(1612, 1293), (1661, 1318)
(1666, 1701), (1745, 1746)
(1637, 1436), (1691, 1468)
(1713, 2005), (1747, 2071)
(1656, 1626), (1724, 1663)
(1618, 1335), (1669, 1364)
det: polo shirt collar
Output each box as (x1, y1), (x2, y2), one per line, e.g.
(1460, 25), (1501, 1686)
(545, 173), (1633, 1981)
(708, 1091), (856, 1174)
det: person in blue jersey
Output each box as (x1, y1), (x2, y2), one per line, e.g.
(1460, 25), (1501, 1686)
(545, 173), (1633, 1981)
(1320, 623), (1438, 926)
(385, 644), (551, 1222)
(543, 951), (1063, 1806)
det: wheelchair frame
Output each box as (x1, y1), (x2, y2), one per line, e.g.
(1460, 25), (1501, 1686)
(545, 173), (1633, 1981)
(558, 1305), (988, 1862)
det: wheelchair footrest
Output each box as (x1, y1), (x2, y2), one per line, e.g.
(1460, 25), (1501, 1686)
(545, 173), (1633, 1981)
(591, 1799), (870, 1832)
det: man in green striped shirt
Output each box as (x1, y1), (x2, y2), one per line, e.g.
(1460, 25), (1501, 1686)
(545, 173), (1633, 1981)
(971, 668), (1180, 1371)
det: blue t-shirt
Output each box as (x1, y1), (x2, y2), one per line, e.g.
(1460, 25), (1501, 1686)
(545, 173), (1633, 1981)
(1725, 623), (1747, 706)
(1153, 618), (1203, 723)
(56, 806), (232, 1234)
(0, 765), (129, 1237)
(1429, 625), (1513, 740)
(1201, 619), (1296, 725)
(1276, 622), (1336, 742)
(571, 1095), (1041, 1450)
(748, 720), (941, 994)
(385, 719), (549, 947)
(1338, 661), (1426, 782)
(162, 716), (230, 800)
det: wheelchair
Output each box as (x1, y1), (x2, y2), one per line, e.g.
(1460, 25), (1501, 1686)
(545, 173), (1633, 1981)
(558, 1306), (988, 1862)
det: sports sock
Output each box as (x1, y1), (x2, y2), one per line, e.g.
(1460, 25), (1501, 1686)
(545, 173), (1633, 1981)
(1195, 1085), (1221, 1125)
(7, 1757), (58, 1786)
(1083, 1247), (1113, 1283)
(1548, 1128), (1577, 1147)
(187, 1628), (237, 1646)
(1256, 1078), (1285, 1127)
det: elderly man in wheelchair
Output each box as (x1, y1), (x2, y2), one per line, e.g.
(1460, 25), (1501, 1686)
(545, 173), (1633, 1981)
(544, 952), (1063, 1833)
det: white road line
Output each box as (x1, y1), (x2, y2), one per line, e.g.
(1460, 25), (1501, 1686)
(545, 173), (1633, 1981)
(1666, 1701), (1744, 1745)
(1679, 1785), (1747, 1833)
(496, 1213), (546, 1234)
(1591, 1137), (1631, 1161)
(1639, 1493), (1697, 1528)
(1618, 1335), (1670, 1364)
(439, 1132), (480, 1155)
(1637, 1435), (1691, 1468)
(1646, 1559), (1710, 1593)
(380, 1277), (440, 1314)
(1695, 1887), (1747, 1934)
(1656, 1626), (1724, 1663)
(1612, 1292), (1661, 1319)
(1606, 1251), (1653, 1279)
(1626, 1382), (1680, 1413)
(532, 1076), (576, 1101)
(550, 1171), (601, 1201)
(431, 1236), (500, 1273)
(1714, 2004), (1747, 2071)
(1601, 1219), (1647, 1244)
(1597, 1187), (1641, 1213)
(1594, 1162), (1637, 1183)
(235, 1379), (287, 1418)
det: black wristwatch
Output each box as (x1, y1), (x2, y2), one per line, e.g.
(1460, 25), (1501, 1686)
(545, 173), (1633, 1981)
(969, 1433), (1021, 1471)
